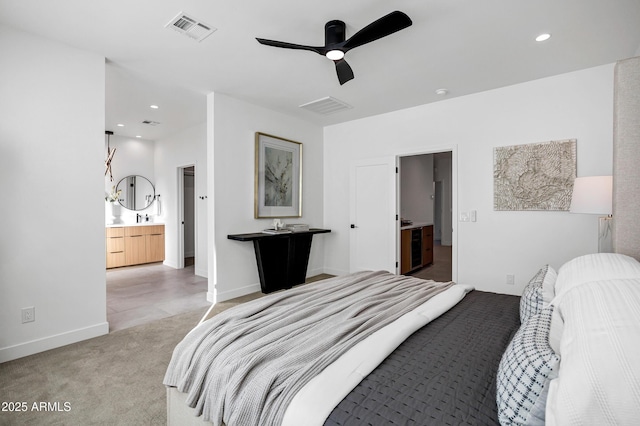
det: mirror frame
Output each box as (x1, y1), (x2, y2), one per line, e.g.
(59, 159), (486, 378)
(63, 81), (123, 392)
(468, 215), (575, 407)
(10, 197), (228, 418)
(115, 175), (155, 211)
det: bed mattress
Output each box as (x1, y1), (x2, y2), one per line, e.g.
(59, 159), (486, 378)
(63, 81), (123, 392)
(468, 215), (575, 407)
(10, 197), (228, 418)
(324, 291), (520, 426)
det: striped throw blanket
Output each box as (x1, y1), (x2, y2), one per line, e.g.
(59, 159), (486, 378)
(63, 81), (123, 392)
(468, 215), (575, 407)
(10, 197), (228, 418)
(164, 271), (453, 426)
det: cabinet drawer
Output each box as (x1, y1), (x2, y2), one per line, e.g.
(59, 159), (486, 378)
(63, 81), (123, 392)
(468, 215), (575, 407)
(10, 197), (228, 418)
(106, 236), (125, 253)
(106, 251), (126, 268)
(125, 226), (146, 237)
(106, 227), (124, 238)
(146, 225), (164, 236)
(125, 225), (165, 236)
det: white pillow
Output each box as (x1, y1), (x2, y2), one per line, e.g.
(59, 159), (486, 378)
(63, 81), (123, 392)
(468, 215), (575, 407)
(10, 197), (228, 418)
(554, 253), (640, 300)
(546, 278), (640, 425)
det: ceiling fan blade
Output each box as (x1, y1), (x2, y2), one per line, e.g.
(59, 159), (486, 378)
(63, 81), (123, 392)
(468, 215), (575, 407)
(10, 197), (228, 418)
(335, 59), (354, 85)
(343, 11), (412, 51)
(256, 38), (326, 55)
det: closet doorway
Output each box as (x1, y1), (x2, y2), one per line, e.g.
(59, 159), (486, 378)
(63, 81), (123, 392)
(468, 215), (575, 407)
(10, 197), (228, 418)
(177, 165), (196, 270)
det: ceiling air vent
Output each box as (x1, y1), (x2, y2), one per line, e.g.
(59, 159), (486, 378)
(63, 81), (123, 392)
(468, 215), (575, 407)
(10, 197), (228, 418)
(299, 96), (352, 115)
(142, 120), (161, 126)
(165, 12), (216, 42)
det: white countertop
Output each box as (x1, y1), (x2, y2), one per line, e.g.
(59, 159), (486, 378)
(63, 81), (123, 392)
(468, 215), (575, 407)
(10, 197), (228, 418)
(106, 222), (164, 228)
(400, 222), (433, 230)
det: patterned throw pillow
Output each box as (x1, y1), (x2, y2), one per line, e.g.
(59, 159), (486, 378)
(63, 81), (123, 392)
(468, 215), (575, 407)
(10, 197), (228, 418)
(496, 305), (560, 426)
(519, 266), (548, 323)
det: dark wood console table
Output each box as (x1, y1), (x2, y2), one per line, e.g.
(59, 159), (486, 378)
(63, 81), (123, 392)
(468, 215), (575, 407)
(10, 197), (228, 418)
(227, 228), (331, 293)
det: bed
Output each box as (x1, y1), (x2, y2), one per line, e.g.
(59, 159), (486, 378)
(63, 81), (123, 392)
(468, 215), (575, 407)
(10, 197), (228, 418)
(163, 253), (640, 426)
(164, 55), (640, 426)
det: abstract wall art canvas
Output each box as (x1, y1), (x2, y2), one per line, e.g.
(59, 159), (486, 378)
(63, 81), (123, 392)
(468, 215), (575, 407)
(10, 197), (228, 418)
(494, 139), (577, 211)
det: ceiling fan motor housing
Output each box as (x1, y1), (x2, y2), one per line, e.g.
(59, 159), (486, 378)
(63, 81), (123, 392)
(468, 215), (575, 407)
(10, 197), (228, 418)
(325, 20), (346, 46)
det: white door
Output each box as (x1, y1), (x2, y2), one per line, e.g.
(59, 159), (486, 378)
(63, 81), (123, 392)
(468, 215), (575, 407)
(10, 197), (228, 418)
(349, 157), (397, 273)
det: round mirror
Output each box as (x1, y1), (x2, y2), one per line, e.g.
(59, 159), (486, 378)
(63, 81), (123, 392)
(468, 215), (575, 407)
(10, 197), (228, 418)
(116, 175), (155, 211)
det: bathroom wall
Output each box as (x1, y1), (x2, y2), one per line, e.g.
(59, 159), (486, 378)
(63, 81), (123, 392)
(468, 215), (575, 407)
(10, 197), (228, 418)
(104, 135), (157, 224)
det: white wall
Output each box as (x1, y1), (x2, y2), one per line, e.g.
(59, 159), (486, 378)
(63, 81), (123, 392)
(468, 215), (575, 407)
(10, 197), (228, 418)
(104, 135), (156, 224)
(155, 122), (208, 277)
(0, 25), (107, 362)
(400, 154), (434, 225)
(209, 93), (325, 302)
(324, 64), (614, 295)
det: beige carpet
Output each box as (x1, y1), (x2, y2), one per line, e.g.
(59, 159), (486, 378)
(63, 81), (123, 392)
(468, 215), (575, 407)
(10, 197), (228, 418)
(0, 277), (331, 426)
(0, 307), (207, 425)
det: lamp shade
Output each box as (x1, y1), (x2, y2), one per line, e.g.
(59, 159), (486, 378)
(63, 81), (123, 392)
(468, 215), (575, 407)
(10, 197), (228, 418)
(569, 176), (613, 215)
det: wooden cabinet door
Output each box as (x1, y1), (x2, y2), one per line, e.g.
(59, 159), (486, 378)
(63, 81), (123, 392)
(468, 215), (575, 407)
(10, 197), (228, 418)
(146, 233), (165, 263)
(125, 235), (146, 265)
(400, 229), (412, 274)
(422, 225), (433, 266)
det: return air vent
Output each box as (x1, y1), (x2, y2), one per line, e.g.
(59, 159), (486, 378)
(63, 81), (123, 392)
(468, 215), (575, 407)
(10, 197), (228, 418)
(299, 96), (352, 115)
(165, 12), (216, 42)
(142, 120), (161, 126)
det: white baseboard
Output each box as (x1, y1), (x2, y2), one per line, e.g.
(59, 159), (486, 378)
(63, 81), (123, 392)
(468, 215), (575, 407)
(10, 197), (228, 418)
(322, 267), (348, 277)
(0, 322), (109, 363)
(163, 259), (178, 269)
(306, 266), (326, 278)
(195, 267), (208, 278)
(215, 282), (261, 303)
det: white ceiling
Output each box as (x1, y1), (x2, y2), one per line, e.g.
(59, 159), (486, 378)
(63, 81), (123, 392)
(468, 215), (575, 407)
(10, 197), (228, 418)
(2, 0), (640, 141)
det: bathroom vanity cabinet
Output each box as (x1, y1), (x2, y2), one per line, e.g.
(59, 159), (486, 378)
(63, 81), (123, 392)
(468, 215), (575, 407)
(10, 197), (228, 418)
(106, 224), (164, 268)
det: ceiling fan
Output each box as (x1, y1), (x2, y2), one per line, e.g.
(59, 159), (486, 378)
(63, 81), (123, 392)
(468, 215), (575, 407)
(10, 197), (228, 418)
(256, 11), (412, 85)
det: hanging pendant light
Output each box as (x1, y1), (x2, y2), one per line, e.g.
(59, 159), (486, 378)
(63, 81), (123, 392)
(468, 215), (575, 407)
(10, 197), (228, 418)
(105, 130), (116, 181)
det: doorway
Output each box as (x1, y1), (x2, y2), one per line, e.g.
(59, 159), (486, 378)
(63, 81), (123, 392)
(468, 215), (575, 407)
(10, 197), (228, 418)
(398, 151), (454, 282)
(177, 165), (196, 271)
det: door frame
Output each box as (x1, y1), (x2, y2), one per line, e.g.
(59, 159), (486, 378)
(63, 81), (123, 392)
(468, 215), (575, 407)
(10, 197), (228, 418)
(176, 164), (197, 270)
(396, 146), (457, 282)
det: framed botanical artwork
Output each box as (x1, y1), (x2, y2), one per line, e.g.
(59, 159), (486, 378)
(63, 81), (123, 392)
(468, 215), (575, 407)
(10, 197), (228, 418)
(254, 132), (302, 218)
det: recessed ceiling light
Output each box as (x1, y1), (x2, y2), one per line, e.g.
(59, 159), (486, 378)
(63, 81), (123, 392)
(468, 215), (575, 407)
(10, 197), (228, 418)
(435, 88), (448, 96)
(535, 33), (551, 42)
(117, 123), (124, 127)
(150, 105), (159, 109)
(136, 135), (142, 138)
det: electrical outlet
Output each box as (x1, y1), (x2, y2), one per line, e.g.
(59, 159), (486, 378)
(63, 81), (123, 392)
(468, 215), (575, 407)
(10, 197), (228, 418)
(506, 274), (515, 285)
(459, 211), (469, 222)
(21, 307), (35, 323)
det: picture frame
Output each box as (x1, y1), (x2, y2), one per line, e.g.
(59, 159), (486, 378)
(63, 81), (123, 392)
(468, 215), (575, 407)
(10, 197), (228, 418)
(254, 132), (302, 218)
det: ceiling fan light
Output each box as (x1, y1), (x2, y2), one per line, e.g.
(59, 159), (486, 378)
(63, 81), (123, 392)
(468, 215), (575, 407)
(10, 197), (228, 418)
(326, 50), (344, 60)
(535, 33), (551, 42)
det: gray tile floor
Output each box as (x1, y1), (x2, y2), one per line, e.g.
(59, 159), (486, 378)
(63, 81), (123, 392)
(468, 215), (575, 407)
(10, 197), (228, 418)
(106, 261), (210, 332)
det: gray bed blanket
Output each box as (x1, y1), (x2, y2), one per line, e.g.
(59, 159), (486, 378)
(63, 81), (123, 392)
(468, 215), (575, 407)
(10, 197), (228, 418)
(163, 271), (453, 426)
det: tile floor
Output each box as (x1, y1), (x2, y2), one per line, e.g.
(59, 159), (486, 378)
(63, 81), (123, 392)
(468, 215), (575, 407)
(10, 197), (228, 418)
(409, 242), (453, 283)
(106, 261), (209, 332)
